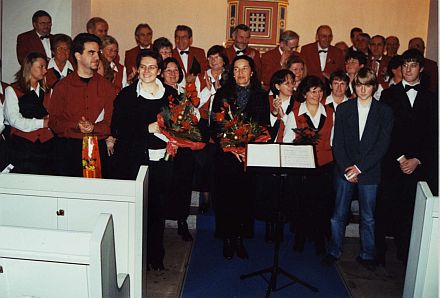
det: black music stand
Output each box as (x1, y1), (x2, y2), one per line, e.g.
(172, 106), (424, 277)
(240, 143), (319, 297)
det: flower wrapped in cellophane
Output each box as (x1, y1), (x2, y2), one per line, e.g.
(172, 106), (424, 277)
(214, 99), (271, 156)
(157, 82), (206, 160)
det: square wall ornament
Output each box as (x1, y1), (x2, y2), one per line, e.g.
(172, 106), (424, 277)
(226, 0), (289, 52)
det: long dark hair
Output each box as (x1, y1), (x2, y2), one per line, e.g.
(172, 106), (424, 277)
(221, 55), (261, 99)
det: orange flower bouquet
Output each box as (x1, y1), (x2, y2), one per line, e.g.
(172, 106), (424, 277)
(157, 83), (206, 160)
(214, 99), (271, 156)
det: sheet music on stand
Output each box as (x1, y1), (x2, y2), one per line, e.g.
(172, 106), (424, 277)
(241, 142), (319, 296)
(246, 143), (316, 169)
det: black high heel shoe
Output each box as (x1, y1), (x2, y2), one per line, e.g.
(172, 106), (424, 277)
(223, 238), (235, 259)
(177, 220), (193, 242)
(235, 236), (249, 259)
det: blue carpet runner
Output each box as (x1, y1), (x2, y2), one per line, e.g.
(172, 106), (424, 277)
(182, 214), (349, 298)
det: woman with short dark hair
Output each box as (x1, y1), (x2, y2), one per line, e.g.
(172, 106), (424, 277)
(290, 75), (334, 255)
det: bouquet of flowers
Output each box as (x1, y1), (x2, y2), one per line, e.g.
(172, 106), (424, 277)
(292, 127), (320, 145)
(157, 83), (206, 160)
(214, 99), (271, 156)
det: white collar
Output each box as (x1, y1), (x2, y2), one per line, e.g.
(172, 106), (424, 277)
(278, 46), (284, 55)
(30, 83), (41, 96)
(179, 47), (190, 54)
(234, 45), (246, 52)
(325, 94), (348, 105)
(298, 101), (327, 117)
(402, 79), (420, 87)
(110, 61), (118, 72)
(136, 78), (165, 99)
(48, 58), (74, 73)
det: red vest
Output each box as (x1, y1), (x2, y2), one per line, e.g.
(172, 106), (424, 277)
(113, 62), (124, 91)
(10, 84), (54, 143)
(293, 104), (333, 166)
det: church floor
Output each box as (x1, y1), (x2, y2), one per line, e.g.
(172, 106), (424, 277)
(146, 228), (405, 298)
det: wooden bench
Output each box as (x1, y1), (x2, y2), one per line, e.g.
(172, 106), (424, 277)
(0, 213), (130, 298)
(0, 166), (148, 298)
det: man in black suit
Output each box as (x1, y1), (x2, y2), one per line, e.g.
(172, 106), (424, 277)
(375, 49), (438, 266)
(322, 68), (393, 271)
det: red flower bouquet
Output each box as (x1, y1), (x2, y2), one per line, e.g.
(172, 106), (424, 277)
(157, 83), (206, 160)
(214, 99), (271, 156)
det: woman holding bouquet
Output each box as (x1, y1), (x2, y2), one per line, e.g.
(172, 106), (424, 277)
(211, 55), (270, 259)
(290, 76), (334, 255)
(111, 49), (184, 270)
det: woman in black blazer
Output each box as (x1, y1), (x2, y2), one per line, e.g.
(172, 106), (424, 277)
(210, 55), (270, 260)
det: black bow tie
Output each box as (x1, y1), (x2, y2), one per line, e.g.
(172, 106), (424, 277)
(180, 50), (189, 55)
(40, 35), (50, 40)
(375, 59), (382, 63)
(318, 50), (327, 54)
(404, 84), (420, 92)
(236, 49), (245, 55)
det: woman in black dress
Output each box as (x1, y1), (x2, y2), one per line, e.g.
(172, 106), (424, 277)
(210, 55), (270, 259)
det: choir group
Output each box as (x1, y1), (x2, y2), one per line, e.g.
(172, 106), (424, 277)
(0, 10), (438, 274)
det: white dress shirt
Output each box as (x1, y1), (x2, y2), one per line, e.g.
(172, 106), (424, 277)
(36, 32), (52, 59)
(178, 47), (190, 72)
(48, 58), (74, 79)
(284, 102), (327, 142)
(317, 44), (328, 71)
(110, 61), (128, 88)
(270, 98), (290, 143)
(357, 99), (372, 140)
(325, 94), (348, 146)
(402, 79), (419, 107)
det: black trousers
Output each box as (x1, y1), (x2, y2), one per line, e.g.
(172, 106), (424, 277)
(375, 169), (422, 262)
(292, 163), (334, 243)
(213, 149), (255, 239)
(55, 137), (109, 178)
(8, 135), (55, 175)
(145, 159), (169, 265)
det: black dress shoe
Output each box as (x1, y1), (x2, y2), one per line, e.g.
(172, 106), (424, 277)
(177, 220), (193, 242)
(148, 260), (165, 271)
(321, 254), (338, 266)
(223, 238), (235, 259)
(235, 236), (249, 259)
(356, 256), (376, 271)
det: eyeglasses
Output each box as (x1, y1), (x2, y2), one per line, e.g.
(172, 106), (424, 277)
(139, 65), (158, 71)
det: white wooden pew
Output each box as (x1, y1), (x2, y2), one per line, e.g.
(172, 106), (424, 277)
(0, 213), (129, 298)
(0, 166), (148, 298)
(404, 181), (438, 298)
